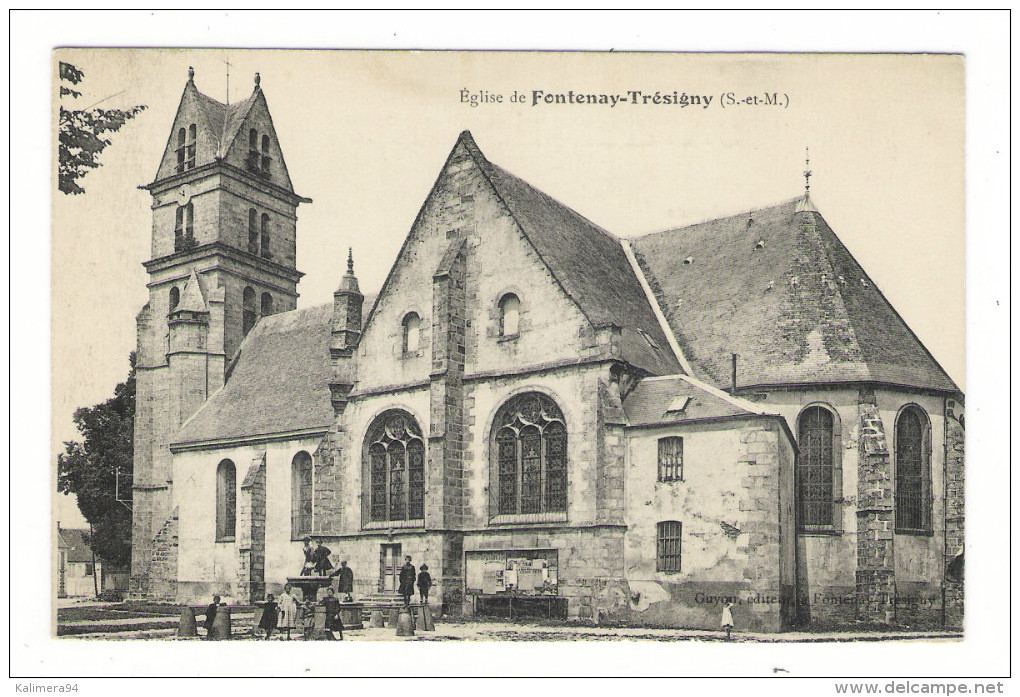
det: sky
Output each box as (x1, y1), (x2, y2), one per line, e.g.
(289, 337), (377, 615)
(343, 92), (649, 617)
(51, 49), (965, 524)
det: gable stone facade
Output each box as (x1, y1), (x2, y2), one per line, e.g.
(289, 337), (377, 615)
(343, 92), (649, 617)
(129, 73), (964, 631)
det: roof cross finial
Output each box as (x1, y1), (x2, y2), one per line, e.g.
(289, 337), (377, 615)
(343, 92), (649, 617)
(187, 66), (194, 82)
(347, 247), (355, 275)
(804, 146), (812, 196)
(223, 56), (232, 105)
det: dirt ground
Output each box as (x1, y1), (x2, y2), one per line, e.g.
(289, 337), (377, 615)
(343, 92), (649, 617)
(55, 601), (962, 643)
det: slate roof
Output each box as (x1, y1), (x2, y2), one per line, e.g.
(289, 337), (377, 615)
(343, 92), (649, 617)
(630, 197), (959, 393)
(174, 304), (336, 445)
(623, 374), (766, 428)
(57, 528), (95, 564)
(458, 132), (681, 376)
(191, 87), (259, 161)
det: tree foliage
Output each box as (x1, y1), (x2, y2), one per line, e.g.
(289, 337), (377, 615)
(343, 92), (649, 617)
(58, 353), (136, 567)
(58, 61), (146, 195)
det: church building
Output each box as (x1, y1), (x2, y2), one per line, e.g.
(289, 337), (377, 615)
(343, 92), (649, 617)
(129, 70), (964, 631)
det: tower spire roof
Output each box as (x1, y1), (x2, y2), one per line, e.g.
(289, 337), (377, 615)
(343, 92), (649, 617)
(336, 247), (361, 294)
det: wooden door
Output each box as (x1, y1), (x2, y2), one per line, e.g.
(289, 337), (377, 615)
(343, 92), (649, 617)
(380, 543), (401, 592)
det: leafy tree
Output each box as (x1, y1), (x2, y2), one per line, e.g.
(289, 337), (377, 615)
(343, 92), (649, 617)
(58, 61), (146, 195)
(58, 353), (136, 567)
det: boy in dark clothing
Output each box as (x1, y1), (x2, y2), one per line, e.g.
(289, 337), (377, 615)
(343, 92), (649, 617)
(398, 556), (416, 607)
(417, 564), (432, 605)
(322, 587), (344, 641)
(203, 595), (222, 639)
(311, 538), (334, 576)
(331, 560), (355, 602)
(258, 594), (279, 640)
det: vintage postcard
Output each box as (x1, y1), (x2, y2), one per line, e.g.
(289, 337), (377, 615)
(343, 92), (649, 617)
(43, 43), (978, 677)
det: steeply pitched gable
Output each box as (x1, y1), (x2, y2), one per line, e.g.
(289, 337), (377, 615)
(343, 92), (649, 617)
(630, 197), (959, 393)
(152, 78), (293, 191)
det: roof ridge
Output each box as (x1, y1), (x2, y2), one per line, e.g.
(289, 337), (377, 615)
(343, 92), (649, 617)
(633, 195), (804, 240)
(675, 373), (771, 416)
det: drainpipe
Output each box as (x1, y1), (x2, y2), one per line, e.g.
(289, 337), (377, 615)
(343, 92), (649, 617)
(730, 353), (738, 394)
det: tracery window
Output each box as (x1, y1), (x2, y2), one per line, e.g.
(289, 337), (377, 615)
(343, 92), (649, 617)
(895, 406), (932, 533)
(365, 410), (425, 523)
(492, 392), (567, 517)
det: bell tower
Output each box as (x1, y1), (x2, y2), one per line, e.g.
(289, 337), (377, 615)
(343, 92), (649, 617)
(130, 68), (311, 598)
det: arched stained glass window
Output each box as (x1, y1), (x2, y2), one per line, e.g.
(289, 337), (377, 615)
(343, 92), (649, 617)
(797, 405), (836, 529)
(491, 392), (567, 517)
(896, 406), (931, 533)
(364, 410), (426, 524)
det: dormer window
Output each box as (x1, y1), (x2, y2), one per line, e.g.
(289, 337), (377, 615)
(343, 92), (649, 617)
(499, 293), (520, 337)
(176, 124), (196, 173)
(402, 312), (421, 354)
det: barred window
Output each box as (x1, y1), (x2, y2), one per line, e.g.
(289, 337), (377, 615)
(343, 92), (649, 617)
(216, 459), (236, 540)
(656, 521), (682, 572)
(291, 451), (312, 539)
(247, 208), (259, 255)
(365, 410), (425, 524)
(242, 287), (257, 336)
(797, 406), (837, 529)
(658, 437), (684, 482)
(492, 393), (567, 517)
(896, 406), (932, 533)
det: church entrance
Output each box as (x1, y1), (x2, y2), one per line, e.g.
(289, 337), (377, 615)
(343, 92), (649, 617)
(380, 543), (402, 592)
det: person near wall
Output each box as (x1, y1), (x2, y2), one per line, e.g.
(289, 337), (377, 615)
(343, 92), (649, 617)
(721, 602), (735, 640)
(258, 593), (279, 640)
(398, 555), (417, 607)
(203, 595), (222, 640)
(331, 560), (355, 602)
(277, 583), (300, 641)
(323, 587), (344, 640)
(311, 538), (334, 576)
(300, 537), (315, 576)
(417, 564), (432, 606)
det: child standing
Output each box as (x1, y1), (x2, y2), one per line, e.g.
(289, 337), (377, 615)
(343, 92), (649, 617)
(417, 564), (432, 606)
(258, 593), (279, 640)
(721, 602), (734, 640)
